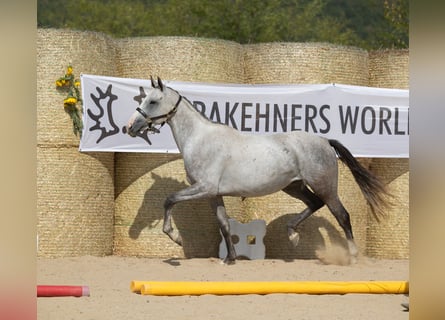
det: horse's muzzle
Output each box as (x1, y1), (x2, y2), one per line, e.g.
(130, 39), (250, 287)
(125, 125), (138, 137)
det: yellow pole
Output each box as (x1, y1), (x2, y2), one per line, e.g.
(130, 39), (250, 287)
(130, 281), (409, 296)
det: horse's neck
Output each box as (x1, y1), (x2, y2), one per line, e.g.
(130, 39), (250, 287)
(168, 98), (211, 152)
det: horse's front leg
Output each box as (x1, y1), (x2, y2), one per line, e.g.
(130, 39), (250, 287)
(163, 183), (210, 246)
(162, 201), (182, 246)
(210, 196), (236, 264)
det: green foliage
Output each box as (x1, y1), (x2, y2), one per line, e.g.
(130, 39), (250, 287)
(37, 0), (408, 49)
(383, 0), (409, 48)
(38, 0), (152, 38)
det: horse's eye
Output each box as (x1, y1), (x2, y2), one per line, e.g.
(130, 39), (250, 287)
(149, 101), (156, 105)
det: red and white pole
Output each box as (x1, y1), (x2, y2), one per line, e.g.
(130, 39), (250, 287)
(37, 285), (90, 297)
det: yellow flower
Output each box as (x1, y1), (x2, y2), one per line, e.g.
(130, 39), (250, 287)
(64, 97), (77, 105)
(67, 66), (73, 75)
(74, 81), (80, 87)
(56, 80), (63, 87)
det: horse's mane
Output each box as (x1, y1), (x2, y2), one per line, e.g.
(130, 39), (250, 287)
(171, 87), (226, 127)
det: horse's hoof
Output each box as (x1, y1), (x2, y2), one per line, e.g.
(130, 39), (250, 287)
(167, 230), (183, 246)
(288, 231), (300, 247)
(175, 235), (183, 246)
(221, 256), (236, 265)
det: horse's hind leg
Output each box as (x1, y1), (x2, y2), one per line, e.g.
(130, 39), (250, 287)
(209, 196), (236, 264)
(304, 170), (358, 262)
(282, 181), (324, 247)
(324, 196), (358, 261)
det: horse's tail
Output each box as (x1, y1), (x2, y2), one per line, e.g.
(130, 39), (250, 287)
(329, 139), (391, 220)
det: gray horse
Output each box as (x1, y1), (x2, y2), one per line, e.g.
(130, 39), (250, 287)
(126, 77), (390, 264)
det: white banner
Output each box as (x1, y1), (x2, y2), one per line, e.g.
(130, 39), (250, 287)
(80, 74), (409, 157)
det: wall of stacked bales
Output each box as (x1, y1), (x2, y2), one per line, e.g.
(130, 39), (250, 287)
(366, 49), (409, 259)
(244, 43), (371, 259)
(37, 28), (409, 260)
(37, 29), (116, 257)
(113, 37), (245, 258)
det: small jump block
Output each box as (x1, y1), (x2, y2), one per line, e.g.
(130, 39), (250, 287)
(219, 219), (266, 260)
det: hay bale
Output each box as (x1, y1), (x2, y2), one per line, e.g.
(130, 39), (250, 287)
(366, 158), (409, 259)
(37, 28), (119, 146)
(114, 36), (246, 257)
(37, 28), (117, 258)
(367, 49), (409, 259)
(243, 42), (368, 85)
(117, 36), (244, 82)
(245, 159), (370, 260)
(242, 42), (369, 259)
(369, 49), (409, 89)
(114, 153), (245, 258)
(114, 153), (185, 258)
(37, 147), (114, 257)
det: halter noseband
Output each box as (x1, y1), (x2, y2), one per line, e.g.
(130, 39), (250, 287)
(136, 94), (182, 129)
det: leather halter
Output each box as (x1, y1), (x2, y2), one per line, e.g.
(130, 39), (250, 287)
(136, 95), (182, 126)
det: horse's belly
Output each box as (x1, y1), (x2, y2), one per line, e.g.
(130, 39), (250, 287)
(218, 168), (299, 197)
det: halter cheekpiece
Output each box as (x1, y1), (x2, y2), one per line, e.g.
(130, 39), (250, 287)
(136, 94), (182, 132)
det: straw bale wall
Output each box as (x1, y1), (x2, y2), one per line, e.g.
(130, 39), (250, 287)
(37, 29), (119, 146)
(117, 36), (244, 82)
(244, 42), (369, 85)
(37, 28), (408, 260)
(367, 49), (409, 259)
(37, 147), (114, 257)
(366, 159), (409, 259)
(243, 42), (370, 258)
(37, 29), (117, 257)
(113, 36), (245, 257)
(369, 49), (409, 89)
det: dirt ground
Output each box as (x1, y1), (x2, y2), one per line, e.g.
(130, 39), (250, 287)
(37, 255), (409, 320)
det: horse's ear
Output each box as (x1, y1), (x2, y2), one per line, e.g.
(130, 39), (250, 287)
(157, 76), (164, 91)
(150, 75), (156, 88)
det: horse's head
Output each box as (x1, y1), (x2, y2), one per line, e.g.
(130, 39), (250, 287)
(126, 76), (182, 137)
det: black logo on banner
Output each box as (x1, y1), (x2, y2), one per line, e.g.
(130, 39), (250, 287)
(88, 85), (119, 143)
(87, 85), (152, 145)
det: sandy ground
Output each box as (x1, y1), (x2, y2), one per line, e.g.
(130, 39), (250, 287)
(37, 255), (409, 320)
